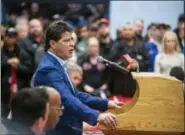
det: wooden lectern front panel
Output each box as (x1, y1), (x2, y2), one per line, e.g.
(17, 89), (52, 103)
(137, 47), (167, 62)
(100, 73), (184, 135)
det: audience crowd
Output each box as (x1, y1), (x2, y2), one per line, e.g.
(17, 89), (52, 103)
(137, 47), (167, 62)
(1, 2), (185, 134)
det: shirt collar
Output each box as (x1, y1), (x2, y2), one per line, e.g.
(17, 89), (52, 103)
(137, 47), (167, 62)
(48, 51), (67, 67)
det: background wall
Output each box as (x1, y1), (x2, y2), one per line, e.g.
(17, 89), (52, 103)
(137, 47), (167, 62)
(110, 1), (184, 39)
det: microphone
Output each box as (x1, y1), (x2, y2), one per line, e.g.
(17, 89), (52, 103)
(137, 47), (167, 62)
(97, 56), (129, 74)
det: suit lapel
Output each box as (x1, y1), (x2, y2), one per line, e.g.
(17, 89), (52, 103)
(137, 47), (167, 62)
(45, 52), (75, 94)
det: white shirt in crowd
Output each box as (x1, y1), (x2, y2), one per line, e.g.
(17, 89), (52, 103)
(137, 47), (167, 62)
(154, 52), (184, 76)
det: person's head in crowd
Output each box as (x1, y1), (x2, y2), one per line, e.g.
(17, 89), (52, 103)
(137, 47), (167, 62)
(66, 62), (83, 88)
(29, 19), (43, 38)
(52, 14), (61, 21)
(170, 67), (185, 82)
(4, 27), (18, 49)
(116, 27), (122, 41)
(134, 19), (144, 36)
(8, 12), (17, 27)
(177, 14), (185, 29)
(121, 22), (135, 41)
(147, 23), (161, 42)
(88, 23), (98, 37)
(162, 31), (181, 54)
(158, 23), (171, 39)
(68, 32), (78, 63)
(10, 88), (49, 134)
(31, 2), (40, 15)
(45, 20), (74, 60)
(177, 14), (185, 39)
(76, 24), (89, 41)
(98, 18), (110, 38)
(16, 16), (29, 26)
(87, 37), (100, 57)
(16, 24), (29, 39)
(38, 86), (62, 130)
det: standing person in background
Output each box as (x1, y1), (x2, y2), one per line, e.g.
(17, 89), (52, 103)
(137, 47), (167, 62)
(145, 23), (163, 72)
(18, 19), (44, 80)
(76, 24), (89, 62)
(134, 19), (145, 42)
(174, 14), (185, 54)
(80, 37), (110, 98)
(34, 20), (123, 135)
(154, 31), (184, 76)
(88, 23), (99, 38)
(29, 2), (42, 19)
(108, 23), (148, 97)
(15, 24), (29, 40)
(109, 22), (149, 72)
(98, 18), (113, 59)
(1, 27), (32, 120)
(158, 23), (171, 40)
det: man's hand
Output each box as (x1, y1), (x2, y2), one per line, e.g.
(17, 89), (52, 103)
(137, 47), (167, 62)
(127, 59), (138, 70)
(108, 100), (124, 109)
(84, 85), (94, 93)
(97, 112), (117, 130)
(8, 57), (20, 68)
(11, 58), (20, 68)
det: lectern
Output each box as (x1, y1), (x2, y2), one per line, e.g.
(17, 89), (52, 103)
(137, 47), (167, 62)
(100, 73), (184, 135)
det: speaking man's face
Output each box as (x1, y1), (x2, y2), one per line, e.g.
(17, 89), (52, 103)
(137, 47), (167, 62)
(52, 32), (75, 60)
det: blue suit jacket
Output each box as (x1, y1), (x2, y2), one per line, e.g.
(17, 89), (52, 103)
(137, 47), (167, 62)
(34, 52), (108, 135)
(145, 42), (158, 72)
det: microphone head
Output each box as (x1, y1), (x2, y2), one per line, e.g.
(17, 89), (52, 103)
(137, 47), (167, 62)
(97, 56), (104, 63)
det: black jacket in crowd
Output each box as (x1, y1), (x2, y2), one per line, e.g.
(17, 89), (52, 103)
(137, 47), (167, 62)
(106, 38), (149, 97)
(1, 44), (32, 105)
(174, 28), (184, 51)
(109, 38), (149, 71)
(17, 36), (44, 79)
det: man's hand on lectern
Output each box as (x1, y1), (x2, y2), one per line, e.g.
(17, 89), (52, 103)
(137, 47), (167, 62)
(97, 112), (116, 130)
(108, 101), (124, 109)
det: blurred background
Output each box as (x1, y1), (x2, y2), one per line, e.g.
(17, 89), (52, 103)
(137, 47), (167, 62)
(1, 0), (185, 134)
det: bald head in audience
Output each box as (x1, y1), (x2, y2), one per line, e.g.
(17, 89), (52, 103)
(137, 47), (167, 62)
(39, 86), (62, 130)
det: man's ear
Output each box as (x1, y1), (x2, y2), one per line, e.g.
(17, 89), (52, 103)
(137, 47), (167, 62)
(49, 40), (57, 50)
(32, 117), (45, 134)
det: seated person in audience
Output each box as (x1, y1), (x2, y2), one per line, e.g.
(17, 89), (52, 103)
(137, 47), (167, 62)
(154, 31), (184, 76)
(6, 87), (49, 135)
(37, 86), (63, 130)
(79, 37), (110, 98)
(66, 62), (83, 90)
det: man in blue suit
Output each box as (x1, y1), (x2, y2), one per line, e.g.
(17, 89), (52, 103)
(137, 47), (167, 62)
(34, 20), (123, 135)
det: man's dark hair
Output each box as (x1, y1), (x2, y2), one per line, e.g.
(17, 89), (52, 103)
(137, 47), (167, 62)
(178, 14), (185, 23)
(170, 67), (185, 82)
(11, 87), (49, 127)
(45, 20), (73, 51)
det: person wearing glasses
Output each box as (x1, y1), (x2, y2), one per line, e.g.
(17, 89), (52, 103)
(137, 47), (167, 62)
(43, 86), (64, 130)
(34, 20), (123, 135)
